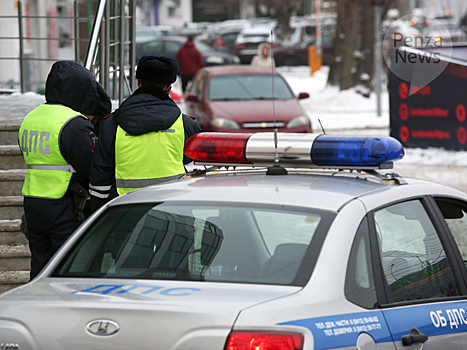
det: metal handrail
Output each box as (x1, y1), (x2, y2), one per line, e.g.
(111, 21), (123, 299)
(84, 0), (106, 70)
(0, 0), (136, 105)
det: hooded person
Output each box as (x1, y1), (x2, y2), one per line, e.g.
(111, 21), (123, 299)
(175, 36), (205, 92)
(88, 55), (202, 211)
(18, 60), (111, 280)
(250, 42), (275, 68)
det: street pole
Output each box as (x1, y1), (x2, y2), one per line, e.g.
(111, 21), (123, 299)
(374, 3), (382, 117)
(315, 0), (322, 57)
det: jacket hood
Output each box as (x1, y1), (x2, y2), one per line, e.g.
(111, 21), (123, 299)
(257, 43), (273, 58)
(45, 61), (111, 119)
(113, 86), (181, 135)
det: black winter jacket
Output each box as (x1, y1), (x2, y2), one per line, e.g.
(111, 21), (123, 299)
(23, 61), (110, 194)
(89, 86), (202, 211)
(21, 60), (111, 221)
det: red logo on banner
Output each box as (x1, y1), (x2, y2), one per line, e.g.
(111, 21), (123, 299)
(400, 126), (410, 142)
(399, 83), (409, 100)
(399, 104), (409, 121)
(456, 104), (466, 123)
(457, 127), (467, 145)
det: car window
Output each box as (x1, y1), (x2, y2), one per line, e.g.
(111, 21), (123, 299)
(222, 33), (239, 45)
(165, 40), (182, 55)
(304, 26), (315, 35)
(345, 217), (378, 309)
(141, 40), (163, 53)
(433, 198), (467, 263)
(52, 202), (334, 286)
(208, 74), (294, 101)
(374, 199), (459, 303)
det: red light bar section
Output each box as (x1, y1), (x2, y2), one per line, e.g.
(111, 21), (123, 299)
(225, 331), (304, 350)
(184, 133), (252, 164)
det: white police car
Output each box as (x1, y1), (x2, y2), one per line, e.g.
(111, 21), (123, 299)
(2, 132), (467, 350)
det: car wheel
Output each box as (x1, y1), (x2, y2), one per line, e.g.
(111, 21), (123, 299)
(283, 56), (300, 66)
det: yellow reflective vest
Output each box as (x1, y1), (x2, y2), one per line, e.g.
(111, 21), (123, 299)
(19, 104), (80, 199)
(115, 113), (185, 195)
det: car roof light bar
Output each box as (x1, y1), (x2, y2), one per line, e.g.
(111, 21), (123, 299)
(311, 134), (405, 167)
(184, 132), (405, 169)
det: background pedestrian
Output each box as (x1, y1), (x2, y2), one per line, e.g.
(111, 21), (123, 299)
(175, 36), (205, 93)
(251, 42), (275, 68)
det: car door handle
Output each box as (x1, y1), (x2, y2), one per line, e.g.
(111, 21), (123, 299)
(401, 328), (428, 346)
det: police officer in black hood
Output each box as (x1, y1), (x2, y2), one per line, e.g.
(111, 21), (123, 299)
(18, 60), (111, 280)
(88, 55), (202, 211)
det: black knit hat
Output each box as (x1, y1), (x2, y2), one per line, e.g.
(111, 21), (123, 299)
(136, 55), (179, 84)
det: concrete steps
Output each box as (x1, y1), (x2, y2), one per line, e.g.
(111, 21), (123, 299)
(0, 123), (30, 293)
(0, 145), (26, 170)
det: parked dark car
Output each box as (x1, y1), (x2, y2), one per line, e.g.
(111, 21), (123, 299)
(273, 35), (334, 66)
(136, 36), (241, 66)
(135, 25), (174, 43)
(212, 28), (243, 55)
(185, 65), (312, 133)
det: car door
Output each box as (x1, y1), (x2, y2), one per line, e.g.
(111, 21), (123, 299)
(186, 71), (209, 129)
(164, 39), (183, 58)
(369, 198), (467, 349)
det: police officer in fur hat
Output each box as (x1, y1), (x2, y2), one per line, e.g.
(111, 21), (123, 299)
(88, 55), (202, 211)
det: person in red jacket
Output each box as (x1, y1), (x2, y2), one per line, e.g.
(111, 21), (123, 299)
(175, 36), (205, 93)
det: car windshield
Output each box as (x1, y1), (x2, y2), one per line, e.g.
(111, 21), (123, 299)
(52, 202), (334, 286)
(208, 74), (295, 101)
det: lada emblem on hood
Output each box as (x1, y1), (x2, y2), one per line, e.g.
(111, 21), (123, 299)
(86, 319), (120, 336)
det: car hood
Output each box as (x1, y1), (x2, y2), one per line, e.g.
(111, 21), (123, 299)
(209, 99), (305, 123)
(0, 279), (300, 349)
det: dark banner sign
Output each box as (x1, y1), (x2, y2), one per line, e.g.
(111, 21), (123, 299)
(192, 0), (239, 23)
(389, 46), (467, 150)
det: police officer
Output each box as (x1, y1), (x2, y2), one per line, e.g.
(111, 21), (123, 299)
(89, 55), (202, 211)
(18, 61), (111, 280)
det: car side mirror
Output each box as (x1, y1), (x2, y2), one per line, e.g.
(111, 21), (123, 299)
(186, 93), (200, 102)
(298, 92), (309, 100)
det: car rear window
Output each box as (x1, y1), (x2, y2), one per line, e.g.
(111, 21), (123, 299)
(52, 202), (334, 286)
(208, 75), (295, 101)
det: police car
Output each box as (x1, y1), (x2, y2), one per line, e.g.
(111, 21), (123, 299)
(1, 132), (467, 350)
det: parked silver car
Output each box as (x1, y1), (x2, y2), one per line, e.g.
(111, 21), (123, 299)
(2, 132), (467, 349)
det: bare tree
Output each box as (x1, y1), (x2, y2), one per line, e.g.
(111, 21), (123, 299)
(328, 0), (395, 93)
(254, 0), (307, 38)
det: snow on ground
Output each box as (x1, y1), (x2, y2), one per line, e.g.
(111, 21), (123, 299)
(279, 65), (390, 131)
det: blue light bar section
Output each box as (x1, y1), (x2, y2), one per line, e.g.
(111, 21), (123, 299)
(311, 135), (405, 166)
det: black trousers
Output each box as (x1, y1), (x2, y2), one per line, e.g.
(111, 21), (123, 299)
(181, 75), (194, 93)
(23, 194), (84, 280)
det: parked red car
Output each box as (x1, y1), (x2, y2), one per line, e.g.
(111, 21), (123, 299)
(184, 65), (312, 133)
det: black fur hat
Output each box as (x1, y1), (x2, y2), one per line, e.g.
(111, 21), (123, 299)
(136, 55), (179, 84)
